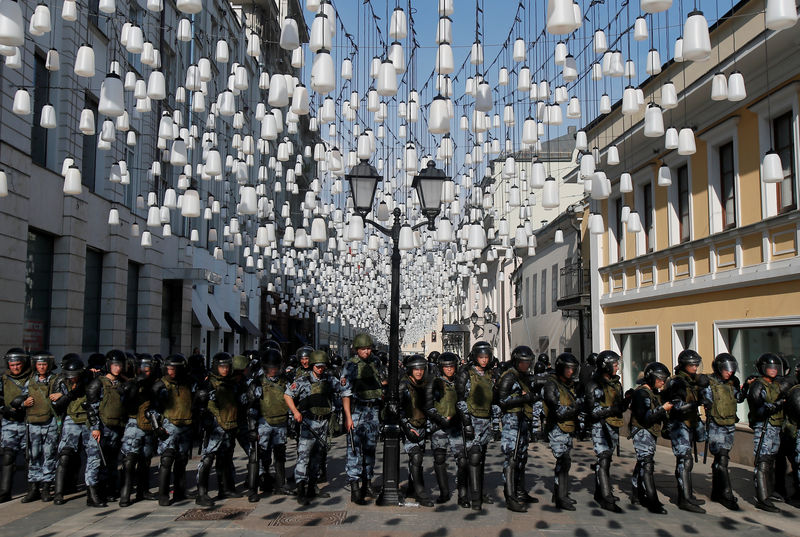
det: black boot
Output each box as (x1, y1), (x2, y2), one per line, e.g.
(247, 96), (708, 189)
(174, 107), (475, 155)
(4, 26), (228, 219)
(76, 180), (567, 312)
(553, 455), (575, 511)
(41, 481), (53, 502)
(350, 479), (366, 505)
(0, 448), (14, 503)
(273, 445), (292, 494)
(468, 448), (482, 511)
(595, 454), (621, 513)
(195, 456), (215, 507)
(309, 480), (330, 499)
(173, 454), (195, 500)
(676, 456), (705, 513)
(515, 462), (538, 503)
(630, 461), (641, 505)
(246, 448), (260, 503)
(456, 457), (470, 508)
(136, 457), (157, 501)
(53, 452), (70, 505)
(713, 449), (739, 510)
(216, 454), (242, 499)
(362, 477), (378, 499)
(433, 449), (450, 504)
(479, 451), (493, 504)
(21, 482), (41, 503)
(119, 454), (137, 507)
(641, 458), (667, 514)
(710, 453), (722, 502)
(158, 452), (174, 507)
(768, 457), (785, 502)
(503, 464), (527, 513)
(409, 451), (434, 507)
(296, 481), (310, 506)
(87, 485), (107, 508)
(318, 450), (328, 483)
(755, 458), (780, 512)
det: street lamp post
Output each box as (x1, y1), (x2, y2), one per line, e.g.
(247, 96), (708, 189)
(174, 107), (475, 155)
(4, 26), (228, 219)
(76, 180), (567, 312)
(346, 158), (449, 506)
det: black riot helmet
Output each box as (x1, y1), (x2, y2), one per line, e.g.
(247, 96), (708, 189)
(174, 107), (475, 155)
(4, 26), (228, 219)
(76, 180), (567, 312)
(31, 351), (56, 372)
(756, 353), (782, 377)
(438, 351), (459, 371)
(212, 352), (233, 370)
(243, 348), (260, 369)
(596, 350), (620, 377)
(586, 352), (599, 368)
(106, 349), (127, 371)
(779, 354), (791, 377)
(136, 352), (154, 370)
(331, 354), (343, 368)
(296, 346), (314, 360)
(555, 352), (580, 380)
(261, 339), (283, 355)
(533, 359), (548, 375)
(643, 362), (671, 388)
(712, 353), (738, 376)
(470, 341), (493, 363)
(676, 349), (702, 372)
(165, 353), (188, 370)
(61, 352), (80, 368)
(4, 348), (30, 372)
(427, 351), (441, 365)
(376, 350), (389, 366)
(88, 352), (106, 372)
(536, 353), (551, 366)
(405, 354), (427, 376)
(62, 358), (85, 379)
(262, 348), (283, 371)
(510, 345), (535, 369)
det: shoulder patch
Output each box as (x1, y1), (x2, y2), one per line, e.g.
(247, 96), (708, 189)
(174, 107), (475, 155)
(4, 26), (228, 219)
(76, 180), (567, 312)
(291, 383), (297, 390)
(340, 378), (347, 386)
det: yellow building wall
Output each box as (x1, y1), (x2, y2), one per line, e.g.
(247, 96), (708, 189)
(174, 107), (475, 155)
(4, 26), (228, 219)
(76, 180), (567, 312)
(603, 280), (800, 371)
(691, 141), (710, 240)
(737, 110), (764, 227)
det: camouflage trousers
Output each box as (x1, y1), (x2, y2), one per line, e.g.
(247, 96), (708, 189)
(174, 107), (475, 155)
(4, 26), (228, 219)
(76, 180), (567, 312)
(548, 426), (573, 459)
(27, 419), (58, 482)
(199, 422), (236, 460)
(465, 416), (492, 452)
(257, 419), (287, 451)
(157, 419), (193, 456)
(345, 404), (379, 482)
(500, 413), (528, 469)
(630, 428), (657, 491)
(707, 421), (735, 455)
(531, 401), (543, 435)
(430, 425), (464, 458)
(58, 417), (101, 486)
(99, 424), (123, 487)
(295, 418), (328, 484)
(120, 418), (155, 459)
(590, 421), (619, 457)
(669, 422), (706, 458)
(752, 422), (781, 460)
(0, 420), (26, 450)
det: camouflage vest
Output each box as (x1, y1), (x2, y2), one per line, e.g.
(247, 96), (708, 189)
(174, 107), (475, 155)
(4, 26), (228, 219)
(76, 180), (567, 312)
(785, 385), (800, 439)
(260, 376), (289, 425)
(434, 377), (457, 419)
(348, 357), (383, 401)
(601, 377), (624, 428)
(26, 375), (57, 425)
(466, 367), (494, 419)
(548, 377), (577, 433)
(403, 379), (427, 429)
(208, 375), (238, 430)
(499, 368), (533, 418)
(161, 376), (193, 426)
(67, 392), (88, 425)
(130, 383), (153, 431)
(630, 385), (662, 438)
(2, 373), (29, 422)
(672, 370), (700, 427)
(754, 377), (784, 426)
(303, 376), (333, 418)
(708, 376), (737, 426)
(99, 376), (125, 427)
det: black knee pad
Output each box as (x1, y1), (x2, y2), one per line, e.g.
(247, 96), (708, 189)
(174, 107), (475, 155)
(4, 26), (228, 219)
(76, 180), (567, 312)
(433, 449), (447, 465)
(160, 449), (176, 469)
(681, 455), (693, 472)
(273, 444), (286, 462)
(123, 453), (138, 467)
(456, 456), (467, 470)
(558, 454), (572, 472)
(1, 448), (15, 465)
(409, 450), (424, 467)
(468, 446), (482, 466)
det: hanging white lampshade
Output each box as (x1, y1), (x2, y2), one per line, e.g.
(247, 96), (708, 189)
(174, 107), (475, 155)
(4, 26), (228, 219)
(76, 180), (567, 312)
(311, 49), (335, 95)
(642, 0), (672, 13)
(475, 81), (492, 112)
(665, 127), (679, 150)
(658, 165), (672, 186)
(389, 7), (407, 39)
(108, 208), (120, 225)
(74, 45), (95, 78)
(643, 104), (665, 137)
(513, 37), (526, 62)
(542, 176), (559, 208)
(436, 42), (454, 74)
(176, 0), (202, 13)
(673, 37), (684, 63)
(436, 217), (454, 242)
(341, 57), (353, 80)
(98, 72), (125, 117)
(627, 211), (642, 233)
(31, 3), (52, 34)
(438, 0), (454, 16)
(711, 72), (728, 101)
(765, 0), (798, 31)
(147, 70), (166, 100)
(0, 0), (25, 46)
(176, 18), (192, 41)
(634, 17), (648, 41)
(39, 104), (56, 129)
(389, 41), (405, 73)
(661, 82), (678, 109)
(377, 60), (398, 97)
(621, 86), (639, 115)
(215, 40), (229, 63)
(682, 11), (711, 61)
(678, 128), (696, 155)
(591, 172), (611, 200)
(727, 71), (746, 102)
(140, 231), (153, 248)
(63, 167), (82, 195)
(762, 151), (784, 183)
(181, 189), (201, 217)
(45, 48), (59, 71)
(79, 108), (95, 134)
(279, 17), (300, 50)
(606, 145), (620, 166)
(547, 0), (578, 35)
(620, 172), (633, 193)
(428, 95), (450, 135)
(599, 94), (612, 114)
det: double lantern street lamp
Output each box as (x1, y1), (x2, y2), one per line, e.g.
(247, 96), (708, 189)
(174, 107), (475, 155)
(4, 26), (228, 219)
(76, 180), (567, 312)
(346, 158), (450, 506)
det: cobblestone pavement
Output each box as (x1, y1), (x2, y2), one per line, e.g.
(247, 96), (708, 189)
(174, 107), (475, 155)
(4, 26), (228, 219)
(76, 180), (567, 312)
(0, 435), (797, 537)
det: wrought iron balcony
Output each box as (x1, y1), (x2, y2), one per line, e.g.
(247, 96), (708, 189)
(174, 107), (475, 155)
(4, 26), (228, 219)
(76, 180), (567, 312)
(557, 261), (590, 310)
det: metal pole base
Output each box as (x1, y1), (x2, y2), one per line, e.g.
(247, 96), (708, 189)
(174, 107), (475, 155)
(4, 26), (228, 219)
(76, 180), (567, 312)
(376, 426), (403, 506)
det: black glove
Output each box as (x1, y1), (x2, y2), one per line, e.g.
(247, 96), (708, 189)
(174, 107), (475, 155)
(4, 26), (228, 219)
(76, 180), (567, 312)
(463, 424), (475, 441)
(247, 428), (258, 443)
(401, 420), (423, 443)
(155, 427), (170, 441)
(695, 373), (710, 389)
(492, 424), (502, 441)
(10, 395), (26, 409)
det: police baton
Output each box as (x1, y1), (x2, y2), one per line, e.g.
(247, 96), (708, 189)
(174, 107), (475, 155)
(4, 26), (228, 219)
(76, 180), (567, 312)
(95, 436), (108, 467)
(703, 416), (710, 464)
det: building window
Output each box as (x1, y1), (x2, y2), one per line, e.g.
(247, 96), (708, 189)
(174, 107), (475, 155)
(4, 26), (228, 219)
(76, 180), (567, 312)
(31, 52), (50, 169)
(523, 277), (529, 317)
(719, 141), (737, 229)
(23, 231), (54, 351)
(81, 92), (98, 192)
(531, 274), (538, 317)
(540, 268), (547, 315)
(126, 263), (140, 351)
(643, 182), (654, 252)
(82, 249), (104, 352)
(538, 336), (550, 355)
(551, 263), (558, 313)
(614, 197), (624, 261)
(618, 331), (656, 390)
(774, 112), (797, 213)
(677, 165), (690, 242)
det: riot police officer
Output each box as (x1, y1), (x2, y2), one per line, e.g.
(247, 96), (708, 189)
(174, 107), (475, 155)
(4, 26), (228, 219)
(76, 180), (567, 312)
(195, 352), (243, 506)
(20, 351), (61, 503)
(542, 352), (581, 511)
(341, 333), (385, 504)
(497, 345), (543, 512)
(702, 353), (747, 510)
(53, 358), (105, 507)
(399, 354), (433, 507)
(630, 362), (673, 514)
(118, 354), (159, 507)
(455, 341), (500, 511)
(425, 351), (464, 506)
(284, 350), (340, 506)
(293, 346), (314, 381)
(783, 363), (800, 506)
(748, 352), (787, 512)
(662, 349), (708, 513)
(0, 348), (31, 503)
(152, 354), (199, 506)
(246, 348), (291, 502)
(585, 350), (628, 513)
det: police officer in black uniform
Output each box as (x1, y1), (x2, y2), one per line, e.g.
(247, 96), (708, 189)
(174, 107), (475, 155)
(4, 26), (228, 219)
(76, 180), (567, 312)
(399, 354), (434, 507)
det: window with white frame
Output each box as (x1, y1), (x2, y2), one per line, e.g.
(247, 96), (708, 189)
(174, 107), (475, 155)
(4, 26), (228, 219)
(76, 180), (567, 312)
(612, 329), (657, 391)
(633, 170), (654, 256)
(609, 196), (624, 263)
(774, 111), (797, 213)
(665, 152), (693, 246)
(701, 116), (740, 234)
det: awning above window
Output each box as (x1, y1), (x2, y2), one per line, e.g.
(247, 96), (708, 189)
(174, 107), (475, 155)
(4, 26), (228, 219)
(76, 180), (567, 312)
(206, 295), (229, 332)
(240, 317), (262, 338)
(225, 312), (244, 335)
(191, 290), (214, 330)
